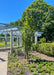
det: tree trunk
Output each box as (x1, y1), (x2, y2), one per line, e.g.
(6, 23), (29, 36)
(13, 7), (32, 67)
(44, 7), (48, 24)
(26, 52), (28, 62)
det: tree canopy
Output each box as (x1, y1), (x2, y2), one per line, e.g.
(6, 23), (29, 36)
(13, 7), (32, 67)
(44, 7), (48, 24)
(10, 0), (54, 41)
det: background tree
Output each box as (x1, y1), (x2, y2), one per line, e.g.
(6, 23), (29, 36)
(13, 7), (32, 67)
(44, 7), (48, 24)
(43, 22), (54, 41)
(21, 0), (54, 41)
(10, 0), (54, 41)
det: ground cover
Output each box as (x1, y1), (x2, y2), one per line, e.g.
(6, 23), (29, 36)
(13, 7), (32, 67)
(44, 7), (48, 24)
(28, 54), (54, 75)
(8, 49), (54, 75)
(8, 53), (26, 75)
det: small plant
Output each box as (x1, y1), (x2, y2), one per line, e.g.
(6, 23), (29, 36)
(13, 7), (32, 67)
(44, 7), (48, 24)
(30, 68), (35, 72)
(41, 72), (46, 75)
(32, 43), (36, 51)
(16, 48), (22, 55)
(12, 71), (15, 75)
(16, 69), (19, 72)
(12, 53), (16, 57)
(33, 72), (38, 75)
(14, 61), (18, 67)
(12, 49), (15, 53)
(28, 54), (54, 74)
(51, 71), (54, 75)
(39, 37), (46, 43)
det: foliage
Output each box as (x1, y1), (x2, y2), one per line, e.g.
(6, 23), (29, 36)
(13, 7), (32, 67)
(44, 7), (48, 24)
(0, 43), (5, 47)
(51, 71), (54, 75)
(39, 37), (46, 43)
(0, 41), (18, 48)
(41, 72), (46, 75)
(33, 72), (38, 75)
(28, 54), (54, 74)
(10, 19), (23, 27)
(12, 48), (15, 53)
(8, 54), (25, 75)
(37, 42), (54, 56)
(8, 51), (54, 74)
(10, 0), (54, 41)
(43, 24), (54, 41)
(16, 48), (22, 55)
(21, 14), (34, 60)
(32, 42), (54, 56)
(32, 43), (36, 51)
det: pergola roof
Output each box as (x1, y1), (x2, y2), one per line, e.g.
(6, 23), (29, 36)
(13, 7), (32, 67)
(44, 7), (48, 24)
(0, 23), (23, 35)
(0, 23), (23, 31)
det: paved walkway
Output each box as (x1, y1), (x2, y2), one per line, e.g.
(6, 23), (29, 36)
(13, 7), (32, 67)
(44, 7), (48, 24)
(0, 51), (8, 75)
(30, 51), (54, 62)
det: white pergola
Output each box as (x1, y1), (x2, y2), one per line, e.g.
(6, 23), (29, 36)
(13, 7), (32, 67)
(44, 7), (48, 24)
(0, 23), (23, 53)
(0, 23), (43, 53)
(35, 31), (43, 45)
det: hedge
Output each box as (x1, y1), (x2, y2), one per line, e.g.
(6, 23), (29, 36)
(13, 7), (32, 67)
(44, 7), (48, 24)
(32, 43), (54, 57)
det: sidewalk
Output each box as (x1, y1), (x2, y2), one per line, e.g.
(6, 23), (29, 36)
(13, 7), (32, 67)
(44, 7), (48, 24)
(0, 51), (8, 75)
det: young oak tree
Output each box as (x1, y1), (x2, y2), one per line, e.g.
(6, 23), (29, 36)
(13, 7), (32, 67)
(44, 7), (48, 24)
(21, 11), (34, 60)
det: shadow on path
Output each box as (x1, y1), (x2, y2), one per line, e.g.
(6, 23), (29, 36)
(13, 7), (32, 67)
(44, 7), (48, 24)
(0, 58), (6, 61)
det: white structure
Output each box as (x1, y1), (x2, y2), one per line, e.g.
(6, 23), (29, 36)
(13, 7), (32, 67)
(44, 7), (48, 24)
(0, 23), (23, 53)
(35, 31), (43, 45)
(0, 23), (43, 53)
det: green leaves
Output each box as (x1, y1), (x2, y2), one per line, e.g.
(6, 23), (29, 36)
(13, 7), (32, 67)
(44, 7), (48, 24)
(10, 0), (54, 41)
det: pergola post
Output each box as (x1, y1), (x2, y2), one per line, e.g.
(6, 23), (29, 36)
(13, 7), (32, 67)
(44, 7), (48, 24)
(35, 36), (37, 45)
(13, 36), (14, 46)
(20, 36), (22, 46)
(17, 35), (18, 46)
(5, 34), (7, 47)
(10, 31), (13, 54)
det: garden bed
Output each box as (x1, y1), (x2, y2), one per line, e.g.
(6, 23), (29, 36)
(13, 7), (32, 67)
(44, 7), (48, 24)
(7, 51), (32, 75)
(8, 50), (54, 75)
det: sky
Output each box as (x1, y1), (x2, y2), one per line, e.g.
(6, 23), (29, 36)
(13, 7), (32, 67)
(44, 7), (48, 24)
(0, 0), (54, 24)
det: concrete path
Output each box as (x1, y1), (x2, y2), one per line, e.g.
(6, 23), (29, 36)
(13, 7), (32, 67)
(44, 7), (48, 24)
(0, 51), (8, 75)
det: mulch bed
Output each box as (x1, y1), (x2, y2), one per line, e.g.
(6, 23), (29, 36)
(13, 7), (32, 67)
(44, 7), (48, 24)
(7, 52), (33, 75)
(7, 51), (54, 75)
(29, 51), (54, 62)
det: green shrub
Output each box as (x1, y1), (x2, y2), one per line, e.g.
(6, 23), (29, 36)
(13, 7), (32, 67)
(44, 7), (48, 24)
(41, 72), (46, 75)
(12, 53), (16, 57)
(51, 71), (54, 75)
(32, 43), (39, 51)
(30, 68), (35, 72)
(39, 37), (46, 43)
(12, 49), (15, 53)
(0, 43), (5, 47)
(37, 43), (54, 56)
(32, 43), (36, 51)
(16, 48), (22, 55)
(33, 72), (38, 75)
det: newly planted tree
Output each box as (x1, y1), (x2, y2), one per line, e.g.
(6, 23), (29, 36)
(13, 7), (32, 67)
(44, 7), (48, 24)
(21, 23), (32, 61)
(21, 12), (34, 60)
